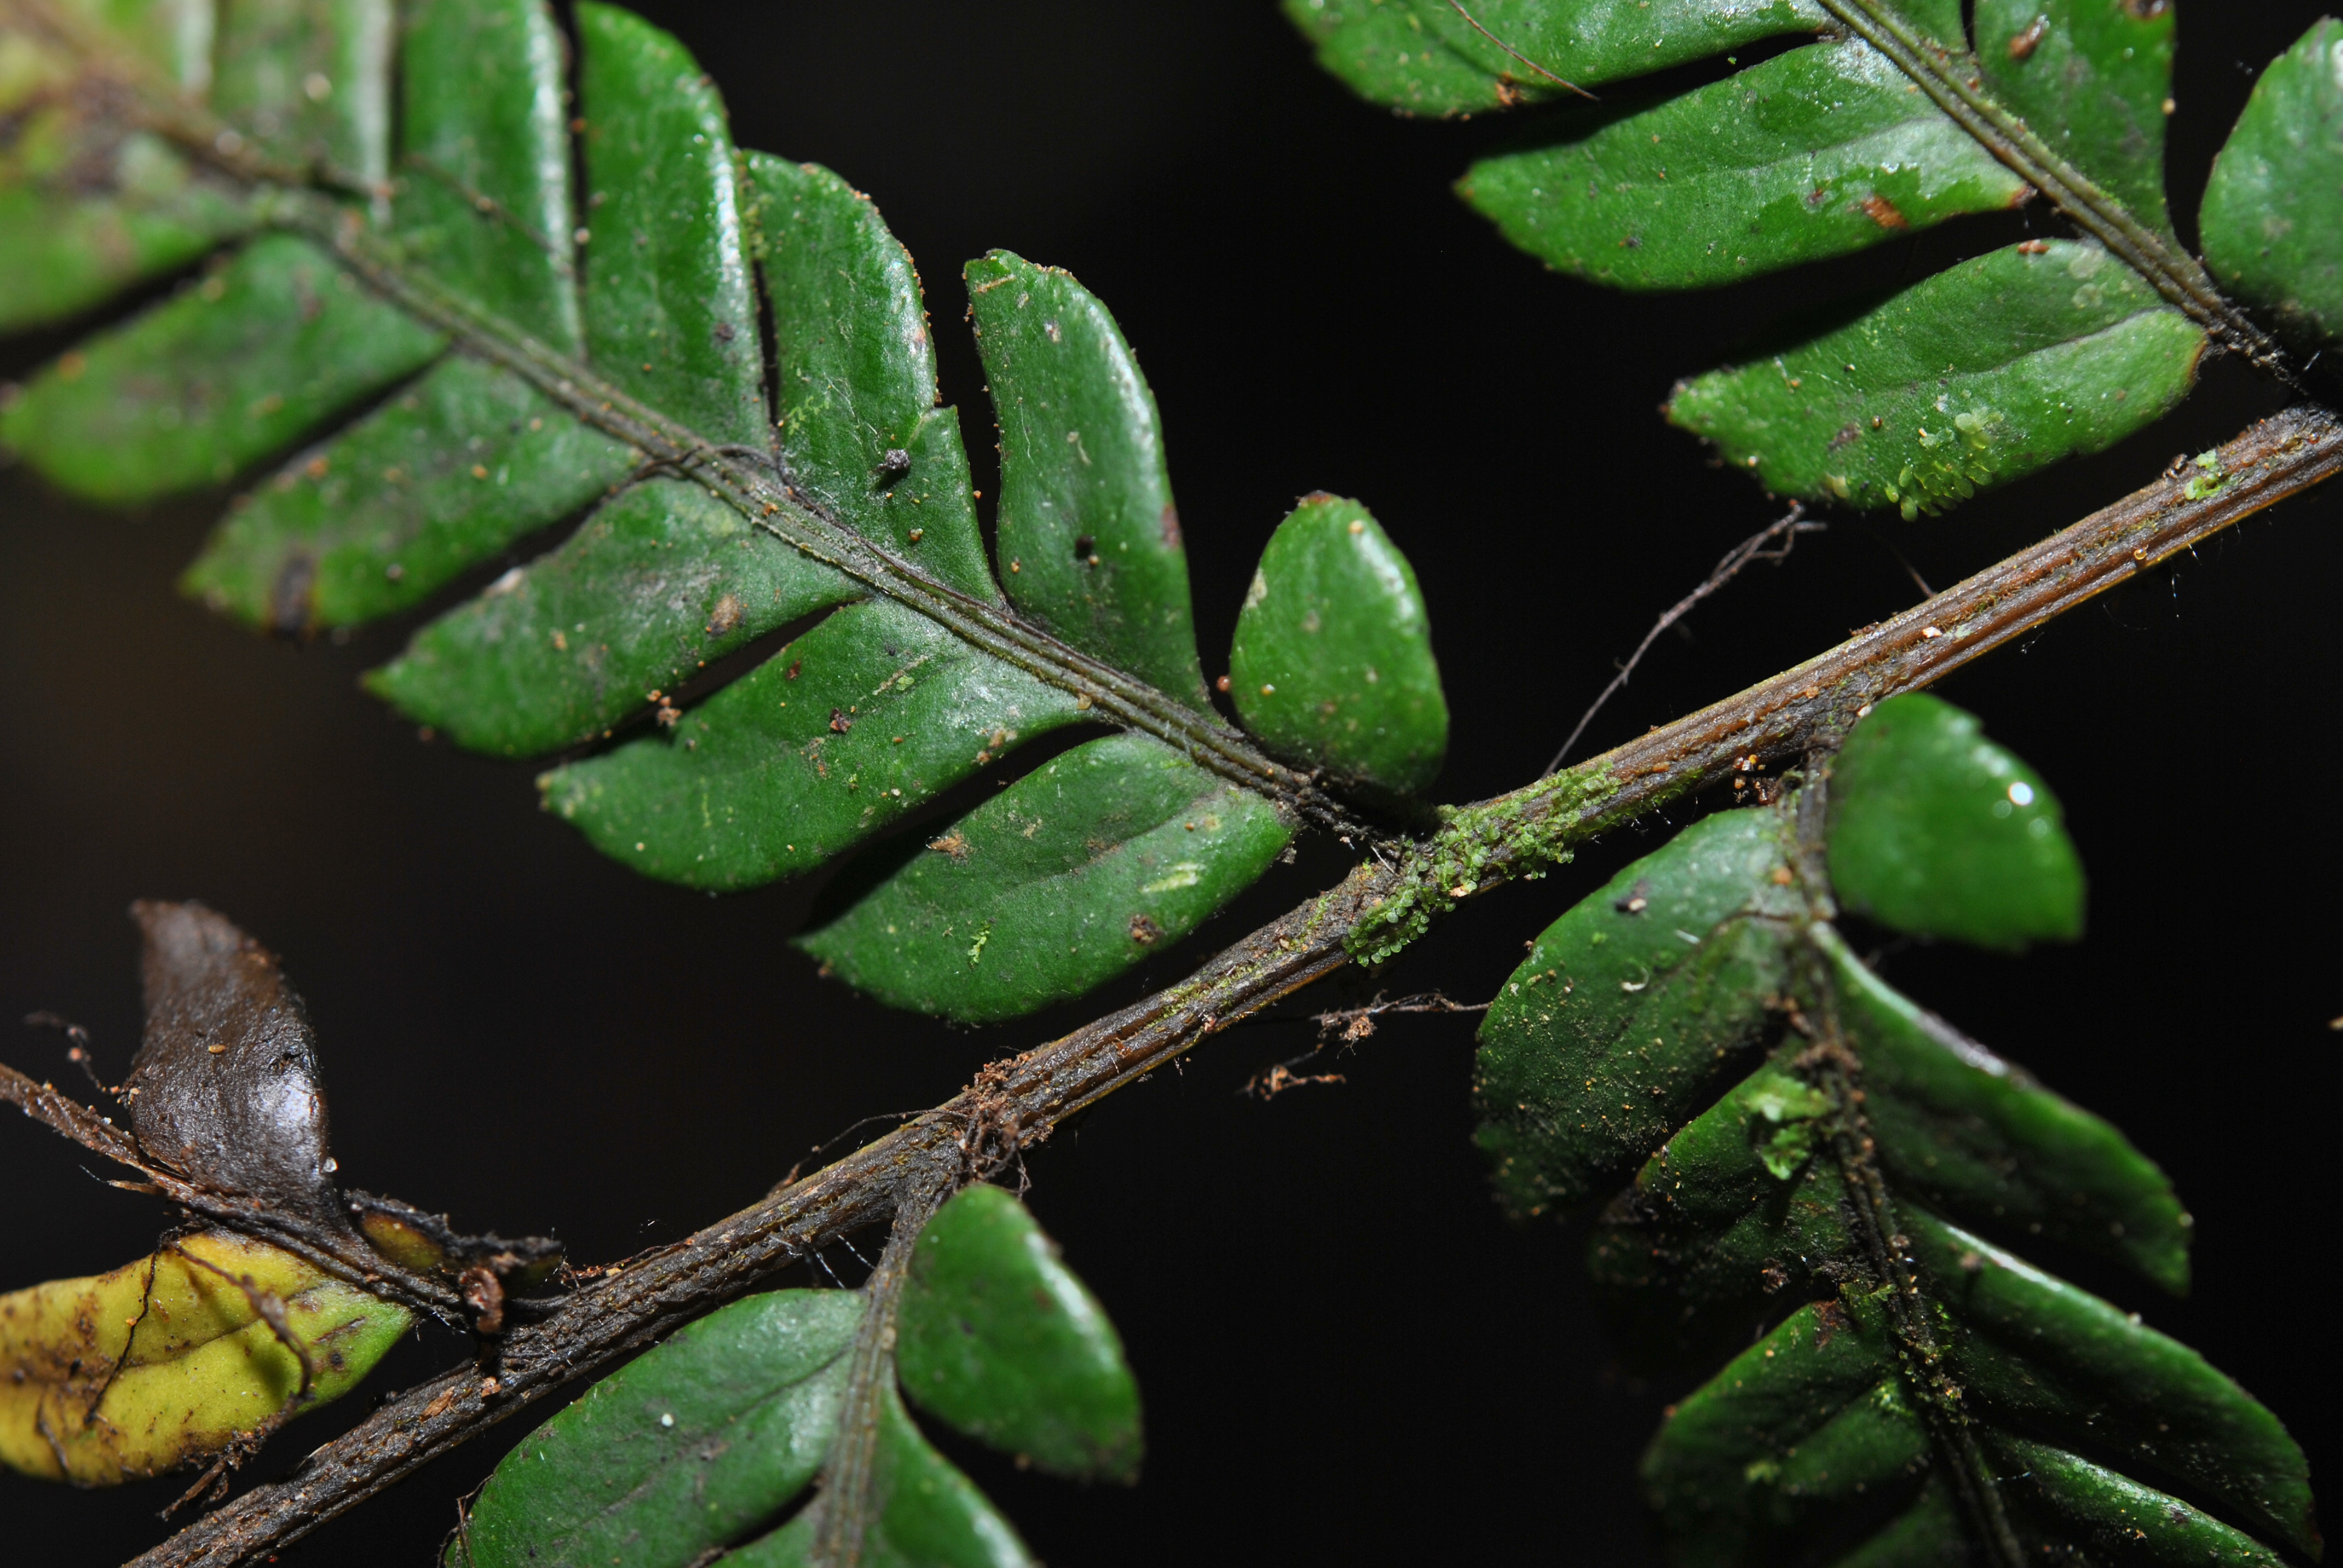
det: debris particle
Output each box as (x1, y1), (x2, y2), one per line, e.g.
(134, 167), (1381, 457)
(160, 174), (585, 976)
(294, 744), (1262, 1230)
(1858, 194), (1909, 230)
(460, 1267), (506, 1334)
(1242, 1063), (1348, 1099)
(1814, 1300), (1850, 1347)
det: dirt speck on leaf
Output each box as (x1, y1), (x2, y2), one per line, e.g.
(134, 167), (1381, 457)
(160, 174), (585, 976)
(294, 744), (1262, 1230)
(1858, 194), (1909, 230)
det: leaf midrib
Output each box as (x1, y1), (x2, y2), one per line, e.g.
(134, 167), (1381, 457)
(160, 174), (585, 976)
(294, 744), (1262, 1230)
(324, 185), (1332, 820)
(1792, 917), (2030, 1566)
(1817, 0), (2288, 376)
(64, 23), (1349, 833)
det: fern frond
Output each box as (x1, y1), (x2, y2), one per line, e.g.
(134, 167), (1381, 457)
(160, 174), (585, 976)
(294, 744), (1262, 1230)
(0, 0), (1453, 1022)
(1475, 694), (2315, 1563)
(1293, 1), (2342, 517)
(447, 1186), (1138, 1568)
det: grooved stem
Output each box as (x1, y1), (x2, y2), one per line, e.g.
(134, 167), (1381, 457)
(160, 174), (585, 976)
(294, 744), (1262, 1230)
(806, 1189), (946, 1568)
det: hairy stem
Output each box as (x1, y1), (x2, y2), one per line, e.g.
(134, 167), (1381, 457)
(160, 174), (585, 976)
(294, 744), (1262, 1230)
(118, 403), (2342, 1568)
(1816, 0), (2287, 375)
(1542, 503), (1819, 775)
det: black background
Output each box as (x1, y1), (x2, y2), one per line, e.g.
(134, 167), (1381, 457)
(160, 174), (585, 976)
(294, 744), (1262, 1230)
(2, 3), (2335, 1562)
